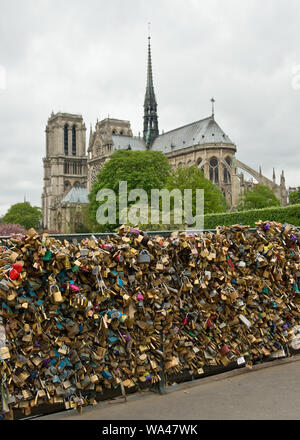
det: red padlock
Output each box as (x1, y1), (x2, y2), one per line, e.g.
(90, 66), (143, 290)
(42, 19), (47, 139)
(115, 252), (124, 263)
(12, 263), (23, 273)
(9, 268), (20, 280)
(183, 316), (189, 325)
(220, 345), (230, 356)
(207, 319), (214, 329)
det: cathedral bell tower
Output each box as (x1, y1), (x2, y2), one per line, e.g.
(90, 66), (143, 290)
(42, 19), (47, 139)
(143, 34), (159, 148)
(42, 112), (87, 231)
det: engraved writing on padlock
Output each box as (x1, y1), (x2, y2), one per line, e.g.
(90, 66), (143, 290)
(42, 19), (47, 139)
(138, 249), (151, 264)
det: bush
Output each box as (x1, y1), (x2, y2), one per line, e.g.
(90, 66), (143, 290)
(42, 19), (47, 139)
(237, 184), (280, 210)
(0, 223), (26, 236)
(204, 204), (300, 229)
(289, 187), (300, 205)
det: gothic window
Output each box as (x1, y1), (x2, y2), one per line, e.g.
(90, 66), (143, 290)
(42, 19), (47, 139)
(223, 156), (231, 184)
(64, 161), (70, 174)
(225, 156), (231, 166)
(209, 157), (219, 184)
(120, 130), (124, 135)
(74, 181), (80, 188)
(72, 125), (76, 156)
(224, 167), (231, 183)
(112, 130), (116, 135)
(196, 157), (204, 173)
(64, 124), (68, 155)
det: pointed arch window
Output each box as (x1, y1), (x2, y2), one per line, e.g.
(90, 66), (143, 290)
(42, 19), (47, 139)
(197, 157), (204, 173)
(209, 157), (219, 184)
(225, 156), (231, 166)
(224, 156), (231, 183)
(72, 125), (76, 156)
(64, 124), (68, 155)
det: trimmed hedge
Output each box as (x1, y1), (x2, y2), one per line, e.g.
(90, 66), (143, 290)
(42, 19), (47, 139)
(204, 204), (300, 229)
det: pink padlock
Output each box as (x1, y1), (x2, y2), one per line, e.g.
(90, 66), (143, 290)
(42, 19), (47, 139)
(69, 284), (79, 292)
(137, 293), (144, 301)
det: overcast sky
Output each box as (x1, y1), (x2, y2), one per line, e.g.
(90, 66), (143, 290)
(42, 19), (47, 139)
(0, 0), (299, 215)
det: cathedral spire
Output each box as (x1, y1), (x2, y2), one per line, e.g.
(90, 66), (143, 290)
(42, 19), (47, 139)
(211, 97), (215, 118)
(143, 27), (159, 148)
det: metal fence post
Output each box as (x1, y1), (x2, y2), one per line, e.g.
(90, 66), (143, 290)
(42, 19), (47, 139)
(158, 332), (166, 394)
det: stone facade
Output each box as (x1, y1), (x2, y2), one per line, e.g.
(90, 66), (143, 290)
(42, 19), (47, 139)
(42, 112), (87, 232)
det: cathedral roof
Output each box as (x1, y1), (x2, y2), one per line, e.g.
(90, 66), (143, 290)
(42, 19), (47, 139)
(112, 135), (146, 151)
(152, 116), (235, 154)
(61, 187), (89, 204)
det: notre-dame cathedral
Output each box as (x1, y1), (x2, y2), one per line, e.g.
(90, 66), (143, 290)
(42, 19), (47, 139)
(42, 37), (287, 233)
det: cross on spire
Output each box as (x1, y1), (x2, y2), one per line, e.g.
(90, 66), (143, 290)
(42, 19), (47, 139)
(211, 97), (215, 117)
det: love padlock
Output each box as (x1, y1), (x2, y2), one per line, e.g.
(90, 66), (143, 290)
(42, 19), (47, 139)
(138, 249), (151, 264)
(9, 268), (20, 280)
(50, 284), (63, 304)
(12, 263), (23, 273)
(220, 345), (230, 356)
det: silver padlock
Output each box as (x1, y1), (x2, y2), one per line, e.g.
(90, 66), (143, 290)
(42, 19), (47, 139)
(92, 266), (99, 275)
(138, 249), (151, 264)
(0, 279), (9, 291)
(128, 274), (135, 284)
(80, 249), (89, 257)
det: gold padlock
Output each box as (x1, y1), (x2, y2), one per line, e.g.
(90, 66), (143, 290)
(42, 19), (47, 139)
(50, 284), (63, 303)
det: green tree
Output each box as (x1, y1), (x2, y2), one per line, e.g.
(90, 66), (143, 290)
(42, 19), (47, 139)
(238, 184), (281, 211)
(165, 166), (228, 217)
(2, 202), (42, 230)
(88, 150), (171, 231)
(289, 187), (300, 205)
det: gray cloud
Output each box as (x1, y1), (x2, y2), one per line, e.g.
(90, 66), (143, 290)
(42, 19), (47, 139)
(0, 0), (299, 216)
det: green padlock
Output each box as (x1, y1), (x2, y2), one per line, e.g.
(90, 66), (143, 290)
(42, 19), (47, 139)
(42, 250), (52, 261)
